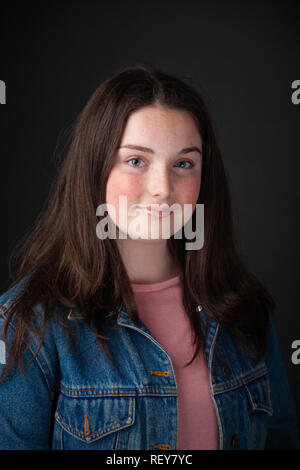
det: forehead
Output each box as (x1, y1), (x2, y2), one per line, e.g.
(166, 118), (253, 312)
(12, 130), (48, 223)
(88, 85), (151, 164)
(120, 105), (202, 148)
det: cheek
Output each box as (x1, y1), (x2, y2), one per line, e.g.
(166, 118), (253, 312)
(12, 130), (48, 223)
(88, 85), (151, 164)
(105, 171), (144, 233)
(106, 171), (142, 206)
(177, 177), (201, 205)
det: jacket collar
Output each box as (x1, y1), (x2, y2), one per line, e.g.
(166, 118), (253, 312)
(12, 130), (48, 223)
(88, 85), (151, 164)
(67, 301), (219, 366)
(116, 302), (219, 366)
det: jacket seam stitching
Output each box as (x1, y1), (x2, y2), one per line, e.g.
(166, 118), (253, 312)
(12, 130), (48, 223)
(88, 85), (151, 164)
(55, 402), (135, 442)
(213, 368), (268, 394)
(0, 303), (53, 396)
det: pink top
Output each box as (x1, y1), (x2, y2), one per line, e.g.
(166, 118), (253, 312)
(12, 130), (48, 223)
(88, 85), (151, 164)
(131, 274), (219, 450)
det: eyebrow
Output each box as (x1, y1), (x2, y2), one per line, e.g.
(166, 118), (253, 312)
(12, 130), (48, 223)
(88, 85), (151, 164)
(119, 144), (202, 156)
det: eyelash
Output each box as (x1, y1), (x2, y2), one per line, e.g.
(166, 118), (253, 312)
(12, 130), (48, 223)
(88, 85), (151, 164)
(126, 157), (194, 170)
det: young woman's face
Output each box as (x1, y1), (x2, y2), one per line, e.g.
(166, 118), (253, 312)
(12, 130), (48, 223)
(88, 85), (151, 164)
(105, 105), (202, 241)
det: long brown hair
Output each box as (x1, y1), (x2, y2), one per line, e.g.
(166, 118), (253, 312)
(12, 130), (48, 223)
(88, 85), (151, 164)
(0, 64), (275, 382)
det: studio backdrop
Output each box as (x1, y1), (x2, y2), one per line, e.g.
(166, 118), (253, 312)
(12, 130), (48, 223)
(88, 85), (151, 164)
(1, 0), (300, 436)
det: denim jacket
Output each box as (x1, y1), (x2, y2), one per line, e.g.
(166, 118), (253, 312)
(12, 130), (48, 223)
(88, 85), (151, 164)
(0, 278), (299, 450)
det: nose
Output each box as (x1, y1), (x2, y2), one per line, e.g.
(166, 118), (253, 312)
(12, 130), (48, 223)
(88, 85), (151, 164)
(146, 164), (172, 201)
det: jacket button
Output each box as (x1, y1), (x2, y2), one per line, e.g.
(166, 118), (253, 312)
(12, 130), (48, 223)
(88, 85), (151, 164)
(222, 363), (232, 377)
(231, 434), (240, 449)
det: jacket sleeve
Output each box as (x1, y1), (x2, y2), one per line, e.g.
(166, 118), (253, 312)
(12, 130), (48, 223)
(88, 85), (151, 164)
(0, 306), (58, 450)
(264, 314), (300, 449)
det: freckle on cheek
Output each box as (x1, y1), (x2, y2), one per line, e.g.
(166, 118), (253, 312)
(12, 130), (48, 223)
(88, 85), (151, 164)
(182, 183), (201, 203)
(108, 178), (141, 203)
(117, 181), (139, 197)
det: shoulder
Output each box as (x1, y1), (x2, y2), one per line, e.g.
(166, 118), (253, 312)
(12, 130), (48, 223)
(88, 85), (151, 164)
(0, 277), (65, 395)
(0, 277), (29, 320)
(263, 313), (300, 449)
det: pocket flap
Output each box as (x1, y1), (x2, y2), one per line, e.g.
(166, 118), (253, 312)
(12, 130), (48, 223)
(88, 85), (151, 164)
(244, 374), (273, 416)
(55, 393), (135, 443)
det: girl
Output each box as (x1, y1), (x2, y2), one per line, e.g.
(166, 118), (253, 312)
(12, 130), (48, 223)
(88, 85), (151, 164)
(0, 65), (299, 450)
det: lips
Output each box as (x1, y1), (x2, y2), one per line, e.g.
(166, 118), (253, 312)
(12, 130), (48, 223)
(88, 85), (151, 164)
(143, 205), (171, 218)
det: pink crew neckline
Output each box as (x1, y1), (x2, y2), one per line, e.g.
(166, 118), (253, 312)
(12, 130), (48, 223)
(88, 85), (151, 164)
(131, 274), (181, 292)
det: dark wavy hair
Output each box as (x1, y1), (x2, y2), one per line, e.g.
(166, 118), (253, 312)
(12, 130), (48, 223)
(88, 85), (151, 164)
(0, 64), (275, 383)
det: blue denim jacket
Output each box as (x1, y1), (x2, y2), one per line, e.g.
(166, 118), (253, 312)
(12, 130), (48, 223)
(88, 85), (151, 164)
(0, 279), (299, 450)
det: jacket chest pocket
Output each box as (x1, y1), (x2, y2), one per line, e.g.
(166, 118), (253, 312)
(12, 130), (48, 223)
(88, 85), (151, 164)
(54, 391), (136, 450)
(222, 372), (273, 449)
(244, 373), (273, 416)
(243, 373), (273, 449)
(215, 369), (273, 450)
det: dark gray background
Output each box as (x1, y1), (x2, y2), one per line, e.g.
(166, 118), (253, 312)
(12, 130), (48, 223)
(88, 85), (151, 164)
(1, 0), (300, 430)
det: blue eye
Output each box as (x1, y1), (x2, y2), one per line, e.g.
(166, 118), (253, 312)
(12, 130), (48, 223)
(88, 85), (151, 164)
(175, 160), (193, 169)
(126, 158), (193, 169)
(127, 157), (145, 168)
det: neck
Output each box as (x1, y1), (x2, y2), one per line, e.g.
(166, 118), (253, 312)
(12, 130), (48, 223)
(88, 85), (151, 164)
(116, 237), (180, 284)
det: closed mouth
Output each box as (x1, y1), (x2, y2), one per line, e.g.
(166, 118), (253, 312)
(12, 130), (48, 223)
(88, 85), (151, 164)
(143, 205), (171, 218)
